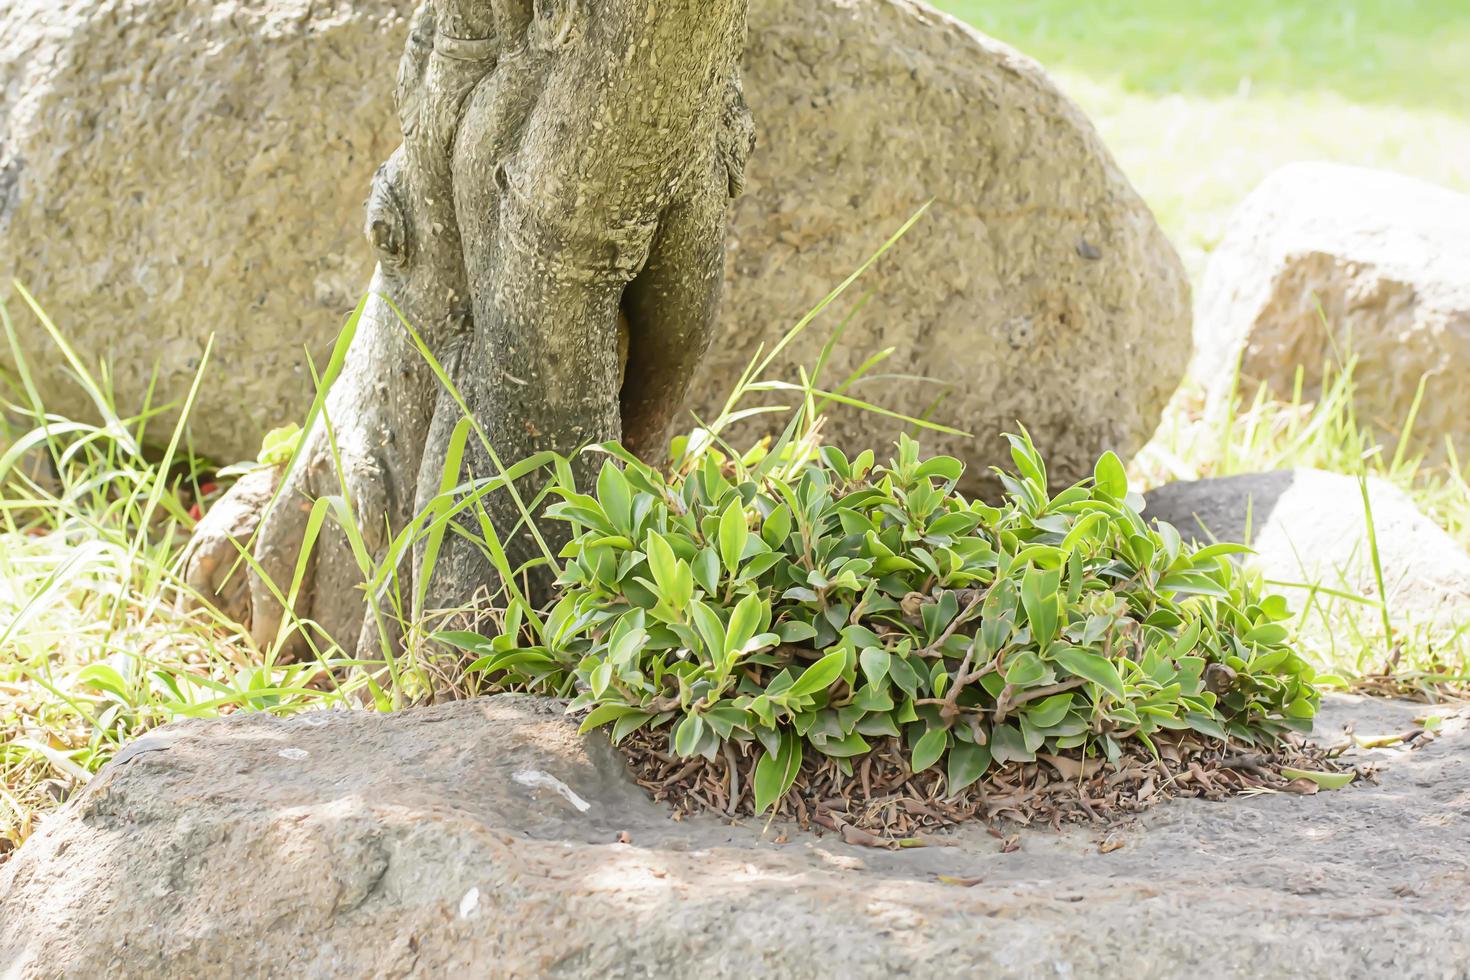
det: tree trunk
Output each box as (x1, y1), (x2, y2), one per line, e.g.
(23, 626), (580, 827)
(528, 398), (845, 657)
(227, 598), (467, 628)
(184, 0), (754, 658)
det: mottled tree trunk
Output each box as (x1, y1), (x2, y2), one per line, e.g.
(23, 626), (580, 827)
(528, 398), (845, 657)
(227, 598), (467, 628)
(185, 0), (753, 657)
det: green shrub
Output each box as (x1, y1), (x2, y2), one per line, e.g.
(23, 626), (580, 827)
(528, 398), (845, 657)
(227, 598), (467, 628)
(448, 426), (1319, 814)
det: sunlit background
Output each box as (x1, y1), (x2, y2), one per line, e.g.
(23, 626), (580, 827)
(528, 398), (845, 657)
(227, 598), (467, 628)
(936, 0), (1470, 276)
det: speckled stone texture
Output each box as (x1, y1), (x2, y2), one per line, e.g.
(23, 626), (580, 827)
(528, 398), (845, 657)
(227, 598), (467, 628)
(0, 0), (410, 462)
(701, 0), (1192, 495)
(1195, 162), (1470, 465)
(0, 0), (1189, 490)
(1, 693), (1466, 978)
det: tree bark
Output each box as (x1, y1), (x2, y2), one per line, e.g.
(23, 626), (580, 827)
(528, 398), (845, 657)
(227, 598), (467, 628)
(184, 0), (754, 658)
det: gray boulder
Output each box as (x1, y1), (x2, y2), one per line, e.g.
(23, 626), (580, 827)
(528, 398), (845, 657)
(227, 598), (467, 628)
(1, 0), (1189, 492)
(2, 693), (1468, 977)
(1146, 468), (1470, 630)
(1196, 163), (1470, 464)
(0, 0), (410, 461)
(705, 0), (1191, 493)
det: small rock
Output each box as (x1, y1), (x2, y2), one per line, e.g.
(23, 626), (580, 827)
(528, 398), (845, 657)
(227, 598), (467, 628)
(1145, 468), (1470, 630)
(1195, 163), (1470, 465)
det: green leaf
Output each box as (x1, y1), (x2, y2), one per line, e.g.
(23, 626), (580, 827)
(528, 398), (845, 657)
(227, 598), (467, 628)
(686, 547), (718, 596)
(725, 592), (765, 658)
(1284, 696), (1317, 719)
(754, 729), (803, 813)
(988, 723), (1032, 765)
(1188, 542), (1254, 565)
(431, 630), (493, 654)
(1020, 566), (1060, 649)
(1157, 571), (1230, 598)
(578, 703), (643, 734)
(910, 727), (948, 773)
(611, 712), (655, 744)
(1245, 623), (1290, 646)
(1003, 651), (1047, 687)
(672, 714), (704, 757)
(786, 650), (847, 699)
(1023, 693), (1074, 729)
(1184, 713), (1228, 740)
(946, 739), (992, 796)
(718, 497), (749, 575)
(777, 620), (818, 644)
(257, 422), (303, 465)
(1061, 511), (1108, 554)
(914, 456), (964, 483)
(1092, 450), (1128, 499)
(596, 460), (633, 533)
(1280, 767), (1355, 790)
(690, 599), (728, 661)
(888, 655), (921, 699)
(859, 646), (891, 686)
(589, 661), (613, 697)
(646, 532), (679, 595)
(1005, 428), (1047, 489)
(814, 731), (871, 758)
(851, 684), (894, 713)
(1050, 645), (1126, 700)
(761, 503), (793, 549)
(76, 663), (129, 700)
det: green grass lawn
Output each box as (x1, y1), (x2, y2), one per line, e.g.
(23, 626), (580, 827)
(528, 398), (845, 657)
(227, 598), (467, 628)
(932, 0), (1470, 277)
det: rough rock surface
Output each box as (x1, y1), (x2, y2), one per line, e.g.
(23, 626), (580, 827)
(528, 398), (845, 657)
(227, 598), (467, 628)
(0, 0), (1189, 490)
(2, 694), (1466, 978)
(702, 0), (1191, 493)
(1196, 163), (1470, 462)
(1145, 468), (1470, 629)
(0, 0), (409, 462)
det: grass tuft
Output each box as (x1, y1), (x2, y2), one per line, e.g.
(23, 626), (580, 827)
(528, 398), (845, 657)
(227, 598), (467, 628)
(1135, 355), (1470, 689)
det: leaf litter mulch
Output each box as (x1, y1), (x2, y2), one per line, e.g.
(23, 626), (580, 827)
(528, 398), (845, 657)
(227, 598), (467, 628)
(619, 730), (1371, 849)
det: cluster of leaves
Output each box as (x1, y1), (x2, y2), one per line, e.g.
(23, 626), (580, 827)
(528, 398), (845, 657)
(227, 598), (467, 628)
(446, 430), (1319, 814)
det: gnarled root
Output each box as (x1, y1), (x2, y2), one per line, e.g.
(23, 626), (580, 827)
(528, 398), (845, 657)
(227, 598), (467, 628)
(181, 408), (412, 660)
(180, 465), (279, 629)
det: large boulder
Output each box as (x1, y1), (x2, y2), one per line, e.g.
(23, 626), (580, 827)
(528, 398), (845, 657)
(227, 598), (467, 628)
(1145, 469), (1470, 631)
(705, 0), (1191, 492)
(0, 0), (1189, 489)
(1195, 163), (1470, 462)
(0, 0), (410, 459)
(2, 694), (1467, 977)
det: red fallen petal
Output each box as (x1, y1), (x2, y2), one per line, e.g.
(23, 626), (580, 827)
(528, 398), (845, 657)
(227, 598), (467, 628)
(200, 482), (219, 496)
(189, 503), (203, 521)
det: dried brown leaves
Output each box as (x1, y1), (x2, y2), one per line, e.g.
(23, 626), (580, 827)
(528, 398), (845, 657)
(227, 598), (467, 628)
(620, 730), (1361, 844)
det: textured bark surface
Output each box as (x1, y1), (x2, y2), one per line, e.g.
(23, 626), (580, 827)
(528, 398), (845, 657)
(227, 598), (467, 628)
(0, 0), (1189, 492)
(181, 0), (753, 651)
(3, 694), (1467, 977)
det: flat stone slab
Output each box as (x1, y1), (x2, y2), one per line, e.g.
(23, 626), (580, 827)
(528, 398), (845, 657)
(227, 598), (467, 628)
(2, 694), (1466, 978)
